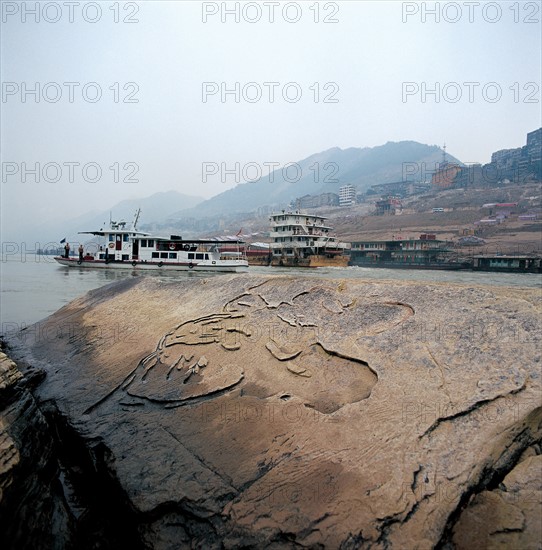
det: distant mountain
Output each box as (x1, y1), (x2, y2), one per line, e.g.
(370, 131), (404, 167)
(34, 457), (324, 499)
(168, 141), (461, 219)
(19, 143), (460, 243)
(98, 191), (204, 226)
(24, 191), (204, 244)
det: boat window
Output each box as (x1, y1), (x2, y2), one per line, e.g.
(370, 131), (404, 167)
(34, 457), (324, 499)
(122, 254), (129, 261)
(123, 234), (129, 242)
(99, 254), (106, 259)
(160, 252), (168, 259)
(140, 239), (147, 247)
(188, 253), (194, 259)
(196, 253), (204, 260)
(108, 234), (114, 241)
(148, 240), (154, 247)
(152, 252), (159, 258)
(205, 254), (209, 260)
(169, 253), (177, 259)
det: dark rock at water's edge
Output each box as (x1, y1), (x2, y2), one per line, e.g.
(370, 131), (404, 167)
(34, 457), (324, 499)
(0, 351), (144, 550)
(3, 275), (542, 548)
(0, 353), (73, 549)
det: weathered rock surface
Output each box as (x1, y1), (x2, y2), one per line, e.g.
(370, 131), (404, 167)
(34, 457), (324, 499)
(451, 447), (542, 549)
(7, 275), (542, 548)
(0, 352), (73, 549)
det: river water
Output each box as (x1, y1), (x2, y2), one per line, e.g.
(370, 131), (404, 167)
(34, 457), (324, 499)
(1, 254), (540, 333)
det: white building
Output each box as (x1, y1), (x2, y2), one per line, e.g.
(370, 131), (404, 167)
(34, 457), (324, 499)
(339, 184), (356, 207)
(268, 211), (350, 267)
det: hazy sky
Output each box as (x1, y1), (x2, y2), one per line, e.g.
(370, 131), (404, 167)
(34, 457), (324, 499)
(1, 1), (541, 236)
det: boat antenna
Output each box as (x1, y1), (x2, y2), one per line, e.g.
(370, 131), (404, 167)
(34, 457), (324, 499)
(133, 208), (141, 231)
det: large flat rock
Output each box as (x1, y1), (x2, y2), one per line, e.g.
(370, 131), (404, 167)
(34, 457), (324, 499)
(11, 275), (542, 548)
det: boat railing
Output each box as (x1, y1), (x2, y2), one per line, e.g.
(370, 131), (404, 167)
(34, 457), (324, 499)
(270, 242), (315, 249)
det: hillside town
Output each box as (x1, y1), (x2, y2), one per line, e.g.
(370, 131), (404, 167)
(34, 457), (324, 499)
(184, 128), (541, 271)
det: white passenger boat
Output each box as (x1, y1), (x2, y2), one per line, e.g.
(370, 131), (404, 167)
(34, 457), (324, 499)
(54, 210), (248, 272)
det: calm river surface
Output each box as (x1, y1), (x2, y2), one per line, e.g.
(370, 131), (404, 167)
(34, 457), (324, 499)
(1, 254), (540, 331)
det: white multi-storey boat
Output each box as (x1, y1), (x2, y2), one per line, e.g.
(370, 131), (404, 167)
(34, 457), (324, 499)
(269, 211), (350, 267)
(54, 210), (248, 272)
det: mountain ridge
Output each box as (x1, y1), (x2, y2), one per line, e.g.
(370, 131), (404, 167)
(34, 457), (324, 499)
(167, 141), (460, 219)
(17, 140), (461, 243)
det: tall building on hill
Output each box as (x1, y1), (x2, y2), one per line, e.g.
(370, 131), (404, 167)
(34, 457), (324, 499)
(527, 128), (541, 165)
(486, 128), (541, 183)
(339, 184), (356, 206)
(491, 148), (522, 170)
(296, 193), (339, 209)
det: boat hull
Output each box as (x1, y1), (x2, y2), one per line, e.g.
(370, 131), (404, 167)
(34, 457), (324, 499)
(472, 266), (542, 274)
(54, 257), (249, 273)
(248, 255), (272, 266)
(270, 255), (349, 268)
(348, 260), (471, 270)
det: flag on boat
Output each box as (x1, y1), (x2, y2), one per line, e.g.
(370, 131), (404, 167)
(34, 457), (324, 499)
(60, 238), (66, 243)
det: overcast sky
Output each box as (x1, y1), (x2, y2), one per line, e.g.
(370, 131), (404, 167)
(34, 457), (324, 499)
(1, 1), (540, 236)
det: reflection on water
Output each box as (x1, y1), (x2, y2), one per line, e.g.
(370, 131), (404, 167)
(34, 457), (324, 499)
(1, 255), (540, 329)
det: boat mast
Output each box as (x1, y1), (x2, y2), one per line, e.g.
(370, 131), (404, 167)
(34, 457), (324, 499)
(133, 208), (141, 231)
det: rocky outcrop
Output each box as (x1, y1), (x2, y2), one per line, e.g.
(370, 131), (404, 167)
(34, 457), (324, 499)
(451, 446), (542, 549)
(7, 275), (542, 548)
(0, 352), (73, 549)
